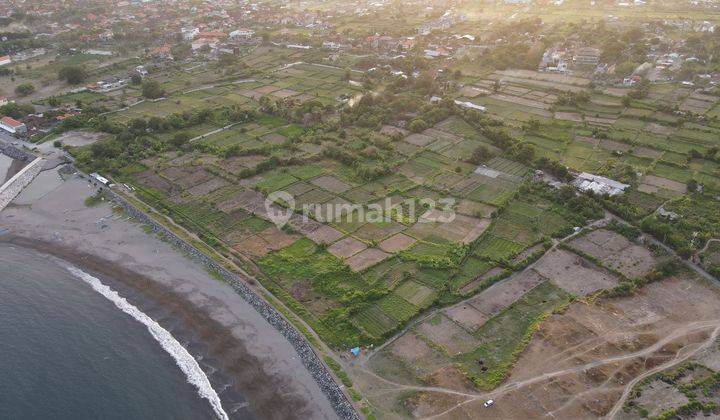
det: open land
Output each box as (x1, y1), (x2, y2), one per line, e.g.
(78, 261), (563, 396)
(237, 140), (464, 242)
(4, 3), (720, 418)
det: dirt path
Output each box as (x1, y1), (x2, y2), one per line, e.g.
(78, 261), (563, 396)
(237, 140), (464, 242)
(698, 238), (720, 255)
(425, 320), (720, 419)
(353, 318), (720, 419)
(605, 324), (720, 419)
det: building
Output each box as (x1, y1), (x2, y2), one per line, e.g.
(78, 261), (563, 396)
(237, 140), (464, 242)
(572, 172), (629, 196)
(539, 48), (568, 73)
(93, 76), (127, 92)
(454, 100), (487, 112)
(573, 47), (601, 66)
(229, 28), (254, 40)
(181, 27), (199, 41)
(134, 65), (148, 77)
(0, 116), (27, 135)
(90, 172), (110, 186)
(0, 55), (11, 66)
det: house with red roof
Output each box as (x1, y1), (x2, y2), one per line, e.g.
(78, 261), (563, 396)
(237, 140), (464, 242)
(0, 116), (27, 135)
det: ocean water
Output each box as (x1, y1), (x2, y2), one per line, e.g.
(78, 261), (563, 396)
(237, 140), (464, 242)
(0, 243), (225, 420)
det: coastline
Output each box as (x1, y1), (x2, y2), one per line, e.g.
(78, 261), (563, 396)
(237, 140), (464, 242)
(0, 168), (345, 419)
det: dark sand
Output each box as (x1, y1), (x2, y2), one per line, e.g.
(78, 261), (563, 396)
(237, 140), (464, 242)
(0, 168), (337, 420)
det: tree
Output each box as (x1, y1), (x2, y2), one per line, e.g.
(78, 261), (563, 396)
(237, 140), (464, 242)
(171, 43), (191, 61)
(408, 118), (429, 133)
(58, 65), (88, 84)
(467, 145), (494, 164)
(0, 102), (34, 118)
(218, 52), (238, 67)
(130, 73), (142, 85)
(15, 83), (35, 96)
(170, 132), (191, 148)
(141, 80), (165, 99)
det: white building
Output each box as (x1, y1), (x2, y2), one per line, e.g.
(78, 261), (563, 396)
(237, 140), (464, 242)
(572, 172), (629, 196)
(90, 172), (110, 186)
(454, 100), (487, 112)
(82, 49), (114, 56)
(229, 28), (255, 40)
(181, 27), (200, 41)
(135, 65), (148, 77)
(0, 116), (27, 135)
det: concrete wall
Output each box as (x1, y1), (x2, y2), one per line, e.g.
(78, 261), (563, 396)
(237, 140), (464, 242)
(0, 157), (43, 211)
(0, 142), (34, 162)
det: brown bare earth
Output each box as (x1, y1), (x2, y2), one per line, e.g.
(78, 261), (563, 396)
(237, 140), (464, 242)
(534, 248), (620, 296)
(569, 229), (659, 278)
(642, 175), (687, 193)
(378, 233), (417, 253)
(346, 248), (391, 272)
(327, 236), (367, 259)
(351, 273), (720, 419)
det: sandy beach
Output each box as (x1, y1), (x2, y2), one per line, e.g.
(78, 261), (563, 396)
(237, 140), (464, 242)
(0, 166), (338, 420)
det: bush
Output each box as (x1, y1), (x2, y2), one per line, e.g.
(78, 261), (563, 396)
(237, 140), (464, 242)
(408, 118), (429, 133)
(14, 83), (35, 96)
(58, 65), (88, 84)
(141, 80), (165, 99)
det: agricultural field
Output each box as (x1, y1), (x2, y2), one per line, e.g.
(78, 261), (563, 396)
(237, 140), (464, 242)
(352, 232), (695, 417)
(53, 24), (720, 416)
(450, 71), (720, 267)
(104, 103), (605, 349)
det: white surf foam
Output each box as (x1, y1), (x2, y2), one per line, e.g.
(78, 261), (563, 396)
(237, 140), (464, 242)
(66, 265), (229, 420)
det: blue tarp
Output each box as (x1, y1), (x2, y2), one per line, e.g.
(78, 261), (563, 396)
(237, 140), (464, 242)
(350, 347), (360, 356)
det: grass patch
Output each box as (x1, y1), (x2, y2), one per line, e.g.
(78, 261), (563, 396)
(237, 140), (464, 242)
(456, 282), (572, 390)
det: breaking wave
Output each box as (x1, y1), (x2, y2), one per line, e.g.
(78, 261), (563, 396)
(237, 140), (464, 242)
(66, 265), (229, 420)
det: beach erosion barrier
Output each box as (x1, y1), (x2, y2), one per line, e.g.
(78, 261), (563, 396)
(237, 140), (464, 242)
(0, 142), (35, 162)
(103, 187), (359, 420)
(0, 157), (44, 212)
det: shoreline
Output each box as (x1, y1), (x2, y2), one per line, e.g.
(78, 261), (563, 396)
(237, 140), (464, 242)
(0, 169), (349, 419)
(3, 235), (273, 419)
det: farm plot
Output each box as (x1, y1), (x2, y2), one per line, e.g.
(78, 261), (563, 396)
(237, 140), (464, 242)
(463, 176), (518, 206)
(346, 248), (391, 272)
(489, 93), (551, 110)
(492, 69), (591, 86)
(533, 248), (620, 296)
(485, 157), (530, 179)
(463, 269), (546, 319)
(568, 229), (658, 278)
(639, 174), (687, 195)
(455, 281), (572, 390)
(409, 273), (720, 419)
(416, 314), (480, 355)
(395, 280), (438, 308)
(406, 211), (490, 244)
(474, 235), (525, 261)
(680, 93), (717, 114)
(449, 256), (498, 291)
